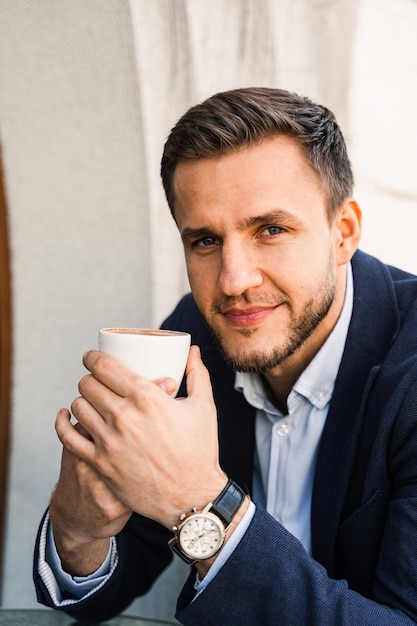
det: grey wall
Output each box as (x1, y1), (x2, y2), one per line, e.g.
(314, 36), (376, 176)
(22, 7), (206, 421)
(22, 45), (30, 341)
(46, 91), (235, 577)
(0, 0), (155, 611)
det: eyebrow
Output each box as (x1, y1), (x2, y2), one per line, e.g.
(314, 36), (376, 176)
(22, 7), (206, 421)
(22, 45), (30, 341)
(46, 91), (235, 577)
(237, 209), (300, 230)
(180, 209), (301, 243)
(180, 227), (215, 244)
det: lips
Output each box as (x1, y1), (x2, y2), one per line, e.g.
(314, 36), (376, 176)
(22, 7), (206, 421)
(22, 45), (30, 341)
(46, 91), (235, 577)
(222, 305), (278, 327)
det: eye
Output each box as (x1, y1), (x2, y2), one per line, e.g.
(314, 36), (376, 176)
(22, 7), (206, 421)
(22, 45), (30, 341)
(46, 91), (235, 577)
(259, 225), (285, 237)
(192, 236), (220, 248)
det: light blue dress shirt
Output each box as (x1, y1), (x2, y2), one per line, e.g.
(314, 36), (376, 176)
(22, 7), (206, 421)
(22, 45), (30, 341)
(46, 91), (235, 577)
(238, 260), (353, 555)
(38, 265), (354, 603)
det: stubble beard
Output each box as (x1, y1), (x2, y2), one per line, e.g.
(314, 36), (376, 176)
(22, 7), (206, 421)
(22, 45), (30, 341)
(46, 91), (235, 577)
(205, 260), (337, 374)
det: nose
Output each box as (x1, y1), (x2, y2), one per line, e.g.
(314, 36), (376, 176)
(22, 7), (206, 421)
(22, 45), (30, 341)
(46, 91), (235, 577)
(218, 242), (263, 296)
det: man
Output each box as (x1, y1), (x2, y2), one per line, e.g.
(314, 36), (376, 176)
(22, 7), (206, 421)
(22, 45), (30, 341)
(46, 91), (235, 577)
(34, 88), (417, 624)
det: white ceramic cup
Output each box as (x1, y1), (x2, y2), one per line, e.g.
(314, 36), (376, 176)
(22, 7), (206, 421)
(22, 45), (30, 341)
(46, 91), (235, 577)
(98, 328), (191, 396)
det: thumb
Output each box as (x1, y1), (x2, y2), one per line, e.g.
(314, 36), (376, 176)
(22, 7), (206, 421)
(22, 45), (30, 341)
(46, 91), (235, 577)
(185, 345), (214, 402)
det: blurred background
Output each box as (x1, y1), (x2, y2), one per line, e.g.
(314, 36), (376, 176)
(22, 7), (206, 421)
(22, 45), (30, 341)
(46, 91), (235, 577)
(0, 0), (416, 622)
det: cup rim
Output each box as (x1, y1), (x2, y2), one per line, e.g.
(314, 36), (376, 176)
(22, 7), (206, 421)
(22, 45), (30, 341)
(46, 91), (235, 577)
(99, 327), (190, 337)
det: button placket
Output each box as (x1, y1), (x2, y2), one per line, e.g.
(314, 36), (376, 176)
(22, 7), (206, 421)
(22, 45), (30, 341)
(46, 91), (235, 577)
(276, 421), (289, 437)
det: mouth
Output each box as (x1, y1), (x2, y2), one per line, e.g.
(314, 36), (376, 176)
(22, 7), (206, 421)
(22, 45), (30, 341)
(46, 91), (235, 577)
(221, 305), (278, 327)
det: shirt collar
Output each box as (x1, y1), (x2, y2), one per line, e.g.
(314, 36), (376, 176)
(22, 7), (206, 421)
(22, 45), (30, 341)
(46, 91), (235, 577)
(235, 263), (354, 412)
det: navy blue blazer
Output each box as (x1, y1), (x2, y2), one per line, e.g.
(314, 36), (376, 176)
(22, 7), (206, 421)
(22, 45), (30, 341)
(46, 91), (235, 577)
(34, 250), (417, 624)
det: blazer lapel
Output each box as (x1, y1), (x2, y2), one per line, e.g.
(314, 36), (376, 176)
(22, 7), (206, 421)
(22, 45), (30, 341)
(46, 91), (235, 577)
(311, 251), (400, 574)
(311, 350), (380, 572)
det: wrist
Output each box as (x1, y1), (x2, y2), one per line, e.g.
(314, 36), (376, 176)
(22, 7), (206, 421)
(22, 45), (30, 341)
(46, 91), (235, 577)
(168, 479), (248, 567)
(49, 500), (110, 576)
(194, 494), (251, 578)
(164, 472), (228, 530)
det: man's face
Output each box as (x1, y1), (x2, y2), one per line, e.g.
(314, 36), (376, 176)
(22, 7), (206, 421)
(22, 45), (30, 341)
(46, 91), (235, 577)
(172, 136), (347, 374)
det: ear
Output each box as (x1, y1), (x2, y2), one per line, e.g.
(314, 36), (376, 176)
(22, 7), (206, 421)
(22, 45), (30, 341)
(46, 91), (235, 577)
(333, 198), (362, 266)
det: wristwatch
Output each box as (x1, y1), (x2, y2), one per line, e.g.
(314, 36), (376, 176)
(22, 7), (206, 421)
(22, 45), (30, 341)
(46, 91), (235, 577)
(168, 479), (246, 565)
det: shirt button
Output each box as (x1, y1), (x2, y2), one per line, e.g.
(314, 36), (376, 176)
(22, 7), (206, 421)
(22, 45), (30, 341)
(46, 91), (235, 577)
(276, 422), (289, 437)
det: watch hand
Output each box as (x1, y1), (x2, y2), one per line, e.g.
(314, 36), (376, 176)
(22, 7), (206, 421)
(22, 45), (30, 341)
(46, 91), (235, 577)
(186, 528), (217, 546)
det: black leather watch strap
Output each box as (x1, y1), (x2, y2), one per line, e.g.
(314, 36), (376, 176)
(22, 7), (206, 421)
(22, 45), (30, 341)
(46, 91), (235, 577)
(210, 479), (246, 526)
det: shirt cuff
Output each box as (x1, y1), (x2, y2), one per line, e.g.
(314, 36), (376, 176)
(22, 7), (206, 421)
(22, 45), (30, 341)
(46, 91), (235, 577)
(193, 500), (256, 598)
(38, 511), (118, 606)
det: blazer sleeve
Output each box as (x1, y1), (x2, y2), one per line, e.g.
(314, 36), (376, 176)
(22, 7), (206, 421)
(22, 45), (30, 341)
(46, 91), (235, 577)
(176, 506), (416, 625)
(34, 511), (173, 623)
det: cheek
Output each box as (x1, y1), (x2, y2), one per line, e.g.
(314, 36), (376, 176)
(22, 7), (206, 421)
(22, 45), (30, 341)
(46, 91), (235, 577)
(266, 244), (331, 296)
(186, 257), (218, 304)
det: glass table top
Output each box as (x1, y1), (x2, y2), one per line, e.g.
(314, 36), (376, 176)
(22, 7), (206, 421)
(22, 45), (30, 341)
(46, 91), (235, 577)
(0, 609), (176, 626)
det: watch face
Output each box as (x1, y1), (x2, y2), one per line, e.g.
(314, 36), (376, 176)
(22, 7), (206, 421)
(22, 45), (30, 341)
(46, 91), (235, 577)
(178, 511), (225, 560)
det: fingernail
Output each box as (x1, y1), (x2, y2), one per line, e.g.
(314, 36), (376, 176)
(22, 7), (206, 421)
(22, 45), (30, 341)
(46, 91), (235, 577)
(159, 378), (177, 394)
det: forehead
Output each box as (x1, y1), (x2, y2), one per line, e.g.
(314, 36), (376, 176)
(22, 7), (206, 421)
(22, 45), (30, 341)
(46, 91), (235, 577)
(172, 136), (326, 224)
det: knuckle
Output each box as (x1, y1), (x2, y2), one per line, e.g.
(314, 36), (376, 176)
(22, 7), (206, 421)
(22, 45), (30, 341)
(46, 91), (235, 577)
(71, 396), (83, 416)
(78, 374), (91, 394)
(59, 428), (74, 451)
(94, 353), (113, 376)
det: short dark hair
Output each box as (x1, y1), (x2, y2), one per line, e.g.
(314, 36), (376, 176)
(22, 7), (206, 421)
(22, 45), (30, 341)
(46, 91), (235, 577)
(161, 87), (354, 219)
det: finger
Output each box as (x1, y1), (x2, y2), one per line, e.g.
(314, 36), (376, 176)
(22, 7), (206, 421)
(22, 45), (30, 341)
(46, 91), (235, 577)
(74, 421), (94, 441)
(152, 377), (177, 395)
(83, 350), (152, 398)
(77, 369), (167, 430)
(77, 372), (125, 420)
(70, 394), (115, 442)
(55, 407), (96, 462)
(185, 345), (214, 402)
(83, 351), (179, 407)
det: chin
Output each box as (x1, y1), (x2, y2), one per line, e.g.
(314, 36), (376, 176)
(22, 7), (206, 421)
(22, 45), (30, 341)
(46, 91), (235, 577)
(218, 342), (282, 374)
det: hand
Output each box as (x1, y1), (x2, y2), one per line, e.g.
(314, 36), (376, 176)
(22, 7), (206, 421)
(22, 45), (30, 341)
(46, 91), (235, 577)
(50, 418), (132, 575)
(56, 346), (227, 530)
